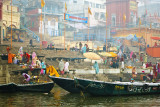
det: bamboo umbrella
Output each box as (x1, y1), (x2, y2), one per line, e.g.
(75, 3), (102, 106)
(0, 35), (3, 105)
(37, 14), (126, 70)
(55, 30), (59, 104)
(98, 52), (112, 57)
(83, 52), (101, 60)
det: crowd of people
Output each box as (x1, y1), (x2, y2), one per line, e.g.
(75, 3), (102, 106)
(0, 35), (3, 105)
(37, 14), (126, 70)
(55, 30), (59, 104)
(6, 46), (60, 83)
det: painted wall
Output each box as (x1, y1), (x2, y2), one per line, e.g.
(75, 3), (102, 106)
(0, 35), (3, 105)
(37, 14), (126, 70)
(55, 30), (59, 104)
(3, 1), (20, 29)
(106, 0), (137, 27)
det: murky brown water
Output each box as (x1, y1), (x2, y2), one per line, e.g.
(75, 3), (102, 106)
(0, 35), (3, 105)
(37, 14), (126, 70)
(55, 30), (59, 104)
(0, 86), (160, 107)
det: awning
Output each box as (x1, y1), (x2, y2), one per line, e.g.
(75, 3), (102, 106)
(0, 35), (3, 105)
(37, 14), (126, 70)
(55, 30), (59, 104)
(150, 37), (160, 40)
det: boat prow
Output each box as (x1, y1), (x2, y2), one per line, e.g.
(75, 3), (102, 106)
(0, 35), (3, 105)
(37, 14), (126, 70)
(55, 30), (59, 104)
(49, 76), (81, 93)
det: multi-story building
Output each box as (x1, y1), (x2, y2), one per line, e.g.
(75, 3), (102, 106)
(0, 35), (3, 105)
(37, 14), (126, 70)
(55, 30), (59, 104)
(0, 0), (2, 44)
(106, 0), (138, 28)
(138, 1), (160, 28)
(2, 1), (21, 41)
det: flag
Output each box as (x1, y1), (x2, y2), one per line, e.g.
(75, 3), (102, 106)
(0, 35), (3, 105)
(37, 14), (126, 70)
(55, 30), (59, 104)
(123, 14), (126, 22)
(150, 23), (152, 28)
(139, 18), (141, 25)
(105, 11), (108, 18)
(65, 2), (67, 11)
(41, 0), (45, 8)
(88, 7), (92, 15)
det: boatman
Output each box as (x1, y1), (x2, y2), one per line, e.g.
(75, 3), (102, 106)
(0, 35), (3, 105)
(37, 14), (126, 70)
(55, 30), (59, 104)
(46, 64), (59, 77)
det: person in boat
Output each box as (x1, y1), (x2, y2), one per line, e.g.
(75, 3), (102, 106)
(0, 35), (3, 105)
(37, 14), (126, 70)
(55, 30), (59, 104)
(132, 67), (137, 78)
(64, 60), (69, 74)
(46, 64), (59, 77)
(36, 58), (41, 68)
(93, 61), (99, 74)
(17, 53), (22, 64)
(22, 73), (30, 83)
(31, 52), (37, 67)
(41, 60), (46, 74)
(22, 52), (30, 63)
(8, 50), (16, 64)
(59, 59), (65, 75)
(18, 46), (23, 58)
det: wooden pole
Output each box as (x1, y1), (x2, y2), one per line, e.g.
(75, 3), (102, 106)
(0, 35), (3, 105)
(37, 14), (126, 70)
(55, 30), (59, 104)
(40, 6), (42, 50)
(11, 0), (12, 48)
(88, 12), (89, 43)
(139, 22), (140, 56)
(64, 11), (66, 50)
(106, 15), (107, 52)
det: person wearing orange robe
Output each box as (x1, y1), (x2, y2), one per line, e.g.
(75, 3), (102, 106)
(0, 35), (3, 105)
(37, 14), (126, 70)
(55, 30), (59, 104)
(8, 52), (15, 64)
(46, 65), (59, 77)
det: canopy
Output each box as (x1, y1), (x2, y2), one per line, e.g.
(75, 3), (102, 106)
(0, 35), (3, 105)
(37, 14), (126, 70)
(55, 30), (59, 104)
(109, 52), (117, 57)
(150, 37), (160, 40)
(98, 52), (112, 57)
(83, 52), (101, 60)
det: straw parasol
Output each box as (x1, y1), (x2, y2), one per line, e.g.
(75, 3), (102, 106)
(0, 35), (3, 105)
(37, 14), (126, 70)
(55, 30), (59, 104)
(98, 52), (112, 57)
(109, 52), (117, 57)
(83, 52), (101, 60)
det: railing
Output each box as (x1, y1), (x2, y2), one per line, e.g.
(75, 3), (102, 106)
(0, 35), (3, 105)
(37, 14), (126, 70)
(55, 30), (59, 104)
(21, 25), (40, 42)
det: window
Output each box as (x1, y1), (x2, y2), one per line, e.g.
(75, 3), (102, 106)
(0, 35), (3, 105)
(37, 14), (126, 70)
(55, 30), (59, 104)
(111, 14), (116, 26)
(96, 4), (100, 8)
(73, 0), (77, 3)
(84, 1), (89, 5)
(95, 12), (99, 20)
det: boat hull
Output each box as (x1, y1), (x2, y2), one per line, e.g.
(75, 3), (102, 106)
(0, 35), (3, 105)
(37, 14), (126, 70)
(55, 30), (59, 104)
(0, 83), (17, 92)
(17, 82), (54, 93)
(49, 76), (80, 93)
(76, 78), (160, 96)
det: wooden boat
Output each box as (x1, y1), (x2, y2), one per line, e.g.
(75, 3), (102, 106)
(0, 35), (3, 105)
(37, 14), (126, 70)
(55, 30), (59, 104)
(0, 83), (17, 92)
(0, 82), (54, 93)
(49, 76), (81, 93)
(17, 82), (54, 93)
(75, 78), (160, 96)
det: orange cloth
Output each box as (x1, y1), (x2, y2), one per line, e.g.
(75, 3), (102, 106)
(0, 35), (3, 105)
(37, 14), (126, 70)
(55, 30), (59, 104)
(8, 53), (15, 64)
(46, 66), (59, 77)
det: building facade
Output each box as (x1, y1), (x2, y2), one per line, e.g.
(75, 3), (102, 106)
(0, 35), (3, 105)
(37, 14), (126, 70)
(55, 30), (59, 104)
(0, 0), (2, 44)
(2, 1), (20, 40)
(106, 0), (138, 28)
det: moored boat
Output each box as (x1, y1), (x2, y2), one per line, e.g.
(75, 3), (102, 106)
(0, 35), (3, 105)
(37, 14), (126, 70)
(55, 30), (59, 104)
(0, 82), (54, 93)
(75, 78), (160, 96)
(17, 82), (54, 93)
(0, 83), (17, 92)
(49, 76), (81, 93)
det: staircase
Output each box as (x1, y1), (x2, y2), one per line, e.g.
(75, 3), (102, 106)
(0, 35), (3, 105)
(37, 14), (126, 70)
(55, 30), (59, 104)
(0, 65), (10, 84)
(21, 25), (40, 42)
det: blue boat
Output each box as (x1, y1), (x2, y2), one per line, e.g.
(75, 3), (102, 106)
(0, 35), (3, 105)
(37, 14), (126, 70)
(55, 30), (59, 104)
(49, 76), (81, 93)
(75, 78), (160, 96)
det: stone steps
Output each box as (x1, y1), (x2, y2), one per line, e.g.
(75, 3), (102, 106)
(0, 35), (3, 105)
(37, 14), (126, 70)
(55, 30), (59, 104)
(0, 77), (6, 84)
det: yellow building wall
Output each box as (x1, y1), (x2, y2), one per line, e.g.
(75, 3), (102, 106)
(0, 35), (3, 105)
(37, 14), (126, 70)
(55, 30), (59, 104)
(2, 1), (20, 29)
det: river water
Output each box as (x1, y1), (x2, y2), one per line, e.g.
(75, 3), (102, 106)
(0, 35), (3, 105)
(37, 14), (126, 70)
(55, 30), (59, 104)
(0, 86), (160, 107)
